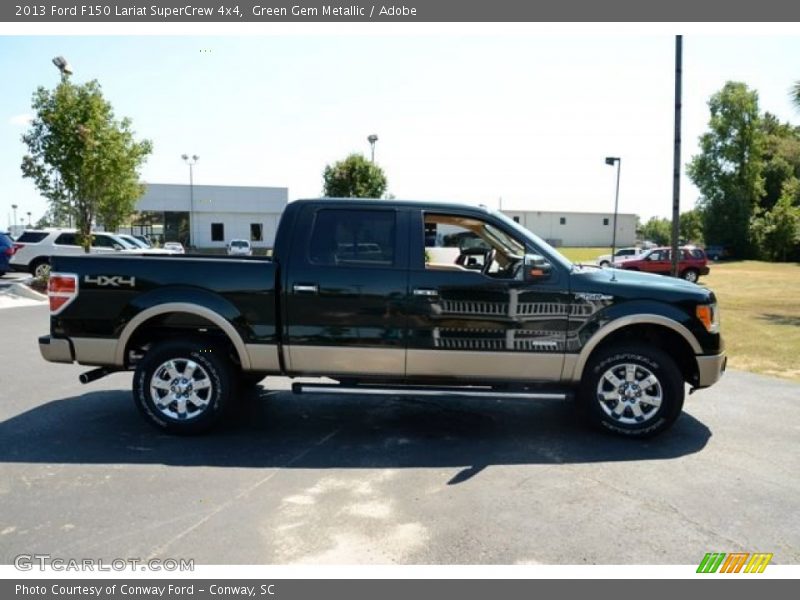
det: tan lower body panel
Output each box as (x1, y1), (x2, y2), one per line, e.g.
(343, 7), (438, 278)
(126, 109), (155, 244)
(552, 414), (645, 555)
(287, 345), (405, 376)
(72, 337), (122, 367)
(245, 343), (281, 373)
(406, 349), (564, 381)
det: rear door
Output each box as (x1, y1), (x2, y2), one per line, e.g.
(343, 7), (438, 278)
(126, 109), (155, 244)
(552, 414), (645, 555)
(283, 204), (410, 378)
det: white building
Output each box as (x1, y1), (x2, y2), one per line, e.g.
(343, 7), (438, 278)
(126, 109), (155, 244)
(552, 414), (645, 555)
(501, 210), (637, 247)
(133, 183), (288, 248)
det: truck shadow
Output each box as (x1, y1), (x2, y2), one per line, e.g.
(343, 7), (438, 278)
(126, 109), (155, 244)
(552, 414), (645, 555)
(0, 387), (711, 482)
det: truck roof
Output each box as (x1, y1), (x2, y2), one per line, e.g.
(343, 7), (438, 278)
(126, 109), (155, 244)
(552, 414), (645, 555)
(291, 198), (493, 213)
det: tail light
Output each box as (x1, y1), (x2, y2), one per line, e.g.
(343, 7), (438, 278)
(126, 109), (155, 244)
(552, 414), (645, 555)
(48, 273), (79, 315)
(10, 243), (23, 255)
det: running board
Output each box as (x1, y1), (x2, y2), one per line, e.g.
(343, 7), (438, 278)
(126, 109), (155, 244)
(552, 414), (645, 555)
(292, 383), (569, 401)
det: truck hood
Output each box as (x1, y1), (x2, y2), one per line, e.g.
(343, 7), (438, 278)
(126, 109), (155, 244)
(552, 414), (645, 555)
(571, 265), (714, 303)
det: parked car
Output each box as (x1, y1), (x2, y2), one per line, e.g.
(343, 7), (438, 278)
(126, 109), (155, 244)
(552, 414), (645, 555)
(10, 229), (145, 278)
(117, 234), (150, 250)
(227, 239), (253, 256)
(615, 246), (710, 282)
(705, 245), (732, 261)
(0, 232), (15, 276)
(596, 246), (641, 267)
(39, 198), (725, 439)
(162, 242), (185, 254)
(133, 234), (153, 248)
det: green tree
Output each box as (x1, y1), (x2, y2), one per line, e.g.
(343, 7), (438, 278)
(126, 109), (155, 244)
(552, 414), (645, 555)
(21, 78), (152, 252)
(759, 113), (800, 212)
(750, 185), (800, 261)
(322, 153), (388, 198)
(687, 82), (765, 258)
(679, 208), (704, 245)
(640, 216), (672, 246)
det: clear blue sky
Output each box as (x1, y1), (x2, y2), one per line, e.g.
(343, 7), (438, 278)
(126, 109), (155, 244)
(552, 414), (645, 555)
(2, 34), (800, 229)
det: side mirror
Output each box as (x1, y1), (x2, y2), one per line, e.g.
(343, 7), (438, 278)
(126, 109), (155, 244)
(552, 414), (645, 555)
(524, 254), (552, 281)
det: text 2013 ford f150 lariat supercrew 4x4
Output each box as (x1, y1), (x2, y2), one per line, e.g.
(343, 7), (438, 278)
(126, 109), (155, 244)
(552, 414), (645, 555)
(39, 199), (726, 437)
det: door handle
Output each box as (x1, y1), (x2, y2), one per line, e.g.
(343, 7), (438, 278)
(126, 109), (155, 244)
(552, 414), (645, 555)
(413, 288), (439, 297)
(293, 283), (319, 294)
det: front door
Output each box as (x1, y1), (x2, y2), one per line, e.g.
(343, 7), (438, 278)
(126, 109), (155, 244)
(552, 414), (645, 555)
(283, 204), (409, 378)
(406, 210), (570, 383)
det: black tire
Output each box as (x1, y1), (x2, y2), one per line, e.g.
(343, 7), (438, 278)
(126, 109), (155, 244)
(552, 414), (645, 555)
(579, 344), (684, 438)
(681, 268), (699, 283)
(599, 261), (610, 268)
(30, 258), (50, 278)
(133, 338), (235, 434)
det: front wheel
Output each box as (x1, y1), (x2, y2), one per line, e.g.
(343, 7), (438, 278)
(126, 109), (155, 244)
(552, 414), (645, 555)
(579, 344), (684, 437)
(133, 339), (235, 434)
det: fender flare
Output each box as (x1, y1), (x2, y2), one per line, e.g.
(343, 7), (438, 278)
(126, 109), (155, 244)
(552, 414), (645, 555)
(114, 302), (251, 370)
(566, 313), (702, 382)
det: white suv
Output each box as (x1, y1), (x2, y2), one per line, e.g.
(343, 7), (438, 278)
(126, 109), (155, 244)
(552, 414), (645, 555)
(11, 229), (152, 277)
(596, 246), (641, 268)
(227, 239), (253, 256)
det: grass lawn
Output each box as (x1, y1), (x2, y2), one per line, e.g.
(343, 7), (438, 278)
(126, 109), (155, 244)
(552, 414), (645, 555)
(554, 250), (800, 383)
(701, 261), (800, 382)
(557, 247), (611, 263)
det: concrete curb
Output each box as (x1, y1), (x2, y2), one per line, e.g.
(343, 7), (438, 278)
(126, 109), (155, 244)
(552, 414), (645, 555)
(6, 282), (47, 301)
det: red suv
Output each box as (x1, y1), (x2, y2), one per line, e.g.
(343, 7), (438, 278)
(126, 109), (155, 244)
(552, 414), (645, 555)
(615, 246), (710, 283)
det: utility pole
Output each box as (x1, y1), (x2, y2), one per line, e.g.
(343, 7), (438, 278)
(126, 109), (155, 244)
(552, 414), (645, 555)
(367, 134), (378, 162)
(670, 35), (683, 278)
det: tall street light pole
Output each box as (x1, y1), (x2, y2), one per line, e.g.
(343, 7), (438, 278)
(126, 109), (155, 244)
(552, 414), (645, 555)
(27, 211), (32, 226)
(604, 157), (622, 265)
(11, 204), (18, 234)
(367, 134), (379, 162)
(181, 154), (199, 249)
(670, 35), (683, 278)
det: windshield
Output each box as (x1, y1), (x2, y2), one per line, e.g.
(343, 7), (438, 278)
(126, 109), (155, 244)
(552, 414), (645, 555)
(489, 209), (573, 270)
(231, 241), (248, 248)
(113, 236), (138, 249)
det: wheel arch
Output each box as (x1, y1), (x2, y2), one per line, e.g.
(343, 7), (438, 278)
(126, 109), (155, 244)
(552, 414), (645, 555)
(567, 314), (701, 385)
(115, 303), (251, 370)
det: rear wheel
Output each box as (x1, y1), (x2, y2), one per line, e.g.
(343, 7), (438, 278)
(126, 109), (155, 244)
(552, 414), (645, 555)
(599, 260), (610, 268)
(681, 268), (699, 283)
(579, 344), (684, 437)
(30, 258), (50, 279)
(133, 339), (234, 434)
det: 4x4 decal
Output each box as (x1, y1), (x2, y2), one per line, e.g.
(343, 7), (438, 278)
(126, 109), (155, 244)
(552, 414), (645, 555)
(84, 275), (136, 288)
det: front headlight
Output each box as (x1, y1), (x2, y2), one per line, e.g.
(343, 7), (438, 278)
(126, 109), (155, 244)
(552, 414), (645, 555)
(696, 302), (720, 333)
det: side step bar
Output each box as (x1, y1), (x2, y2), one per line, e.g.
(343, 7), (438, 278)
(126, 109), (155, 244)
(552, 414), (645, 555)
(292, 382), (568, 401)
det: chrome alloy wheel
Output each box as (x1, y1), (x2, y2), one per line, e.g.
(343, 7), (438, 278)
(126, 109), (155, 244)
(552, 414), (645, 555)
(596, 362), (663, 425)
(149, 358), (213, 421)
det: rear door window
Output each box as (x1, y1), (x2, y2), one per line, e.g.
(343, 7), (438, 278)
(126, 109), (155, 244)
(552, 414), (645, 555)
(54, 233), (78, 246)
(309, 209), (396, 267)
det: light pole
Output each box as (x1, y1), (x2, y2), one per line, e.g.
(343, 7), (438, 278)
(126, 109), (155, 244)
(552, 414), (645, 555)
(11, 204), (18, 234)
(26, 211), (32, 227)
(52, 55), (73, 81)
(367, 134), (379, 162)
(181, 154), (199, 249)
(605, 157), (622, 265)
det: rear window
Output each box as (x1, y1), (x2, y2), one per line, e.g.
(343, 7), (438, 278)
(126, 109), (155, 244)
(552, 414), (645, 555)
(689, 249), (706, 259)
(231, 241), (249, 248)
(17, 231), (49, 244)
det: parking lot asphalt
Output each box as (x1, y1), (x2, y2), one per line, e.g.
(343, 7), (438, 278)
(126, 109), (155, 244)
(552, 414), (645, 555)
(0, 304), (798, 565)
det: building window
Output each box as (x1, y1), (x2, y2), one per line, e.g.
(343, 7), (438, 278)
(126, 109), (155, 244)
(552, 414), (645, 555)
(560, 217), (566, 225)
(603, 218), (609, 226)
(250, 223), (263, 242)
(211, 223), (224, 242)
(513, 216), (520, 223)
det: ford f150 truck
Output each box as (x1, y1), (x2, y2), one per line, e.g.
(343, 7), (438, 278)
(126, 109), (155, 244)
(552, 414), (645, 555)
(39, 199), (726, 437)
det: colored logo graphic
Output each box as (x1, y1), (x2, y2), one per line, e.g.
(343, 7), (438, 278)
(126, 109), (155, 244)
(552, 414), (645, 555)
(697, 552), (773, 573)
